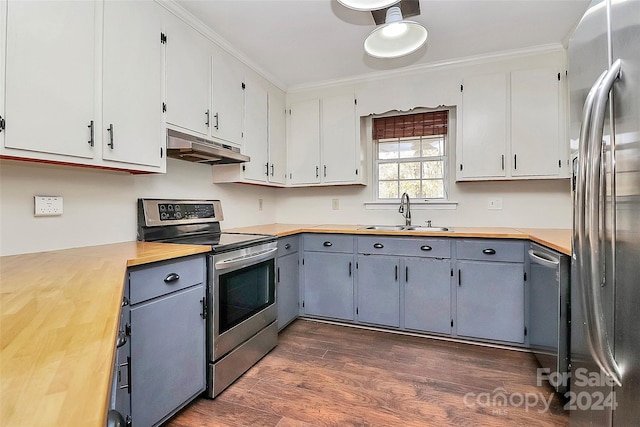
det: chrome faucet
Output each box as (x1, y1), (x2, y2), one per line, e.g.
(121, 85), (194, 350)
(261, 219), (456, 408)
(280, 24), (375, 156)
(399, 192), (411, 226)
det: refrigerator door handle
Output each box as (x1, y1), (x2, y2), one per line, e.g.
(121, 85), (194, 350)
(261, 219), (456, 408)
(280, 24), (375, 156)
(583, 59), (623, 387)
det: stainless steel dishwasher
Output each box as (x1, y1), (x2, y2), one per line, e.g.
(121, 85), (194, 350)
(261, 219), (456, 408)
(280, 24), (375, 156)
(528, 242), (570, 394)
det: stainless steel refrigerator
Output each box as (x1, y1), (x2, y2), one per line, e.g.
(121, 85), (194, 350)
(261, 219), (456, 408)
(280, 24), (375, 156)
(569, 0), (640, 425)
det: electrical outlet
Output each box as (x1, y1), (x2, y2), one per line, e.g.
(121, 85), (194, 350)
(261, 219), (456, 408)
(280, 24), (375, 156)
(488, 197), (503, 210)
(258, 198), (263, 211)
(332, 198), (340, 210)
(35, 196), (63, 216)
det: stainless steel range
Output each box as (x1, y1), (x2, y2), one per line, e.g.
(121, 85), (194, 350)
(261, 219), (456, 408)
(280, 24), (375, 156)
(137, 198), (278, 398)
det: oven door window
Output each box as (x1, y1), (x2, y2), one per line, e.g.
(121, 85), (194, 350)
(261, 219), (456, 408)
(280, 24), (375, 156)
(218, 259), (275, 334)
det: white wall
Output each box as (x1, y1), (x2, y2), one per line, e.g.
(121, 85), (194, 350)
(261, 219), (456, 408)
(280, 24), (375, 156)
(0, 158), (277, 256)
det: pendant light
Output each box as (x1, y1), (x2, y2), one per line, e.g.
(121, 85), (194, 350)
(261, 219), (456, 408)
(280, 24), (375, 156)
(364, 6), (428, 58)
(337, 0), (399, 12)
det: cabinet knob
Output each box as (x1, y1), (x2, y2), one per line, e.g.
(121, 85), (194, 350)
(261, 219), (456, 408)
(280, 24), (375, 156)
(323, 241), (333, 247)
(420, 245), (432, 251)
(373, 243), (384, 249)
(482, 248), (496, 255)
(284, 243), (291, 250)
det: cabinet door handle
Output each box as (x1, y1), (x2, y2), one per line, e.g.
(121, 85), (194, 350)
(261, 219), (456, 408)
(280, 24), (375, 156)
(214, 112), (219, 130)
(316, 166), (319, 178)
(349, 262), (352, 277)
(271, 164), (274, 176)
(88, 120), (94, 147)
(205, 109), (210, 127)
(0, 115), (5, 132)
(373, 243), (384, 249)
(265, 163), (269, 176)
(284, 243), (291, 250)
(405, 266), (409, 282)
(164, 272), (180, 283)
(107, 124), (114, 149)
(322, 241), (333, 247)
(501, 154), (505, 170)
(482, 248), (496, 255)
(514, 154), (517, 170)
(324, 165), (327, 177)
(458, 269), (461, 286)
(420, 245), (432, 251)
(277, 267), (280, 283)
(395, 265), (398, 281)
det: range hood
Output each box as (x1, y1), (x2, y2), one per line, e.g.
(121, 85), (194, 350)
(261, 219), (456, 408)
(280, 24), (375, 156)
(166, 129), (250, 164)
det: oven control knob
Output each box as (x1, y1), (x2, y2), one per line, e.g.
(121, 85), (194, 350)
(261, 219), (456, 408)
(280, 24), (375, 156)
(175, 212), (182, 219)
(160, 212), (168, 219)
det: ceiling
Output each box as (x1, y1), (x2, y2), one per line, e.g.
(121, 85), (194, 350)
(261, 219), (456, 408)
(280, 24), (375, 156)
(176, 0), (591, 90)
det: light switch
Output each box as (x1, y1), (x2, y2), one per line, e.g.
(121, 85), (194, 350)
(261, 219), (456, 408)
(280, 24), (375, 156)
(35, 196), (63, 216)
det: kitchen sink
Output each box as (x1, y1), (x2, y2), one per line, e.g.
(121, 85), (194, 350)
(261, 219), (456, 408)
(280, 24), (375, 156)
(360, 225), (452, 232)
(404, 226), (452, 232)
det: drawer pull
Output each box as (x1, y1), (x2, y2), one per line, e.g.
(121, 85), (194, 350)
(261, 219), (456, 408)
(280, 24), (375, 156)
(284, 243), (291, 250)
(164, 273), (180, 283)
(323, 241), (333, 247)
(373, 243), (384, 249)
(482, 248), (496, 255)
(420, 245), (432, 251)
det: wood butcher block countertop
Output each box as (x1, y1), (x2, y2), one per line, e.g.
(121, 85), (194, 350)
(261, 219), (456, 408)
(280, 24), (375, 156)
(0, 242), (211, 427)
(226, 224), (572, 255)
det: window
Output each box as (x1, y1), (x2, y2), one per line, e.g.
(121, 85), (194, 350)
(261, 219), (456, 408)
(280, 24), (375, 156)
(374, 110), (449, 200)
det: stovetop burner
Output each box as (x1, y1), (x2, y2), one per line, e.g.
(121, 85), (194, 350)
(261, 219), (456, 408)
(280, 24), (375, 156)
(137, 199), (275, 252)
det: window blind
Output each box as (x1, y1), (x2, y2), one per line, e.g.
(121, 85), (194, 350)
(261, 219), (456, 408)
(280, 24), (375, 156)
(373, 110), (448, 140)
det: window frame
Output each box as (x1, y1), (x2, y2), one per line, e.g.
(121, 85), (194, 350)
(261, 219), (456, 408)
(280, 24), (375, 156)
(372, 108), (452, 203)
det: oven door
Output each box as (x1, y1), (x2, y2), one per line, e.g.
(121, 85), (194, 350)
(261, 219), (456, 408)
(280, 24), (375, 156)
(210, 243), (277, 361)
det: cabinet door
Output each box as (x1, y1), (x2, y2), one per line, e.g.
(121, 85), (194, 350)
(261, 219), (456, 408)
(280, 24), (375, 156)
(130, 285), (205, 427)
(277, 252), (299, 330)
(268, 89), (287, 185)
(322, 94), (357, 183)
(303, 252), (354, 320)
(243, 79), (269, 182)
(211, 54), (244, 146)
(456, 261), (525, 343)
(288, 98), (321, 185)
(164, 11), (210, 135)
(4, 0), (95, 158)
(404, 257), (451, 335)
(103, 0), (163, 168)
(356, 255), (400, 327)
(511, 68), (561, 177)
(460, 73), (508, 179)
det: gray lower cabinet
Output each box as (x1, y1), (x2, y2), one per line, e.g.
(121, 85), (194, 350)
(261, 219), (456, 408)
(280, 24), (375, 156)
(277, 236), (299, 330)
(302, 234), (355, 321)
(116, 255), (206, 427)
(455, 239), (526, 344)
(356, 255), (400, 327)
(404, 257), (452, 335)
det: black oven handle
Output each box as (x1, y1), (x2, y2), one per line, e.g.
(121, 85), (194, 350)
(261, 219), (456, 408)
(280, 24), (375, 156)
(214, 247), (277, 271)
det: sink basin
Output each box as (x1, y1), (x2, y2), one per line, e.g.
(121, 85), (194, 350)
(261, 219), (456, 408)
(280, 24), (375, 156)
(361, 225), (406, 231)
(360, 225), (452, 232)
(404, 226), (452, 232)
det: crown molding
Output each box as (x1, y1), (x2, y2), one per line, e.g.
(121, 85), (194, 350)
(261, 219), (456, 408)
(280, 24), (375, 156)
(287, 43), (565, 93)
(156, 0), (288, 92)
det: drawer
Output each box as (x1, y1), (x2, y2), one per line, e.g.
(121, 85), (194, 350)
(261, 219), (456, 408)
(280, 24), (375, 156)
(456, 239), (525, 263)
(303, 233), (354, 253)
(128, 255), (205, 304)
(277, 235), (300, 257)
(357, 236), (451, 259)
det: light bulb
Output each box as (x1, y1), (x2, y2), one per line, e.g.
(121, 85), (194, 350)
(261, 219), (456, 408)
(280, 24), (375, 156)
(382, 22), (408, 38)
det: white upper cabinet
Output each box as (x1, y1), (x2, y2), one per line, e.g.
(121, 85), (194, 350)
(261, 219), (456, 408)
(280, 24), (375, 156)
(459, 73), (508, 179)
(242, 78), (269, 182)
(510, 68), (561, 177)
(102, 0), (164, 169)
(287, 94), (363, 187)
(211, 54), (244, 147)
(3, 0), (96, 159)
(322, 94), (359, 184)
(267, 89), (287, 185)
(458, 67), (565, 181)
(288, 98), (321, 185)
(163, 11), (210, 136)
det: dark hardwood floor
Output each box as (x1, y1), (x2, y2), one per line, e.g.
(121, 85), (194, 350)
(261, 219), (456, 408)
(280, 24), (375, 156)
(166, 320), (568, 427)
